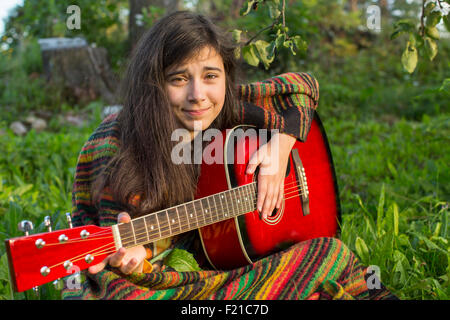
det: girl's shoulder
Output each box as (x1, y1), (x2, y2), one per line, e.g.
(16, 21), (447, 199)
(79, 113), (120, 162)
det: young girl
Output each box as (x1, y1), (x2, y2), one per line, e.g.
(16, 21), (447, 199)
(62, 11), (396, 300)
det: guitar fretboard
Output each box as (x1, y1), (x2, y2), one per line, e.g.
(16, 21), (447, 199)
(117, 182), (258, 248)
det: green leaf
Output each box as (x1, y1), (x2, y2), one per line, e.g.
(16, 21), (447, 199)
(241, 44), (260, 66)
(425, 26), (440, 40)
(292, 35), (308, 53)
(232, 29), (242, 44)
(355, 236), (370, 262)
(390, 20), (415, 40)
(387, 160), (398, 178)
(13, 184), (33, 197)
(426, 11), (442, 27)
(253, 40), (275, 69)
(443, 15), (450, 32)
(392, 203), (399, 237)
(275, 33), (286, 48)
(401, 41), (418, 73)
(240, 0), (257, 16)
(424, 2), (436, 16)
(163, 248), (201, 272)
(439, 78), (450, 95)
(424, 36), (438, 61)
(266, 0), (281, 19)
(377, 184), (386, 237)
(267, 40), (277, 59)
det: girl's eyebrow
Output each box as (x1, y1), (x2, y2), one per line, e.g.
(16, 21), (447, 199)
(165, 66), (223, 78)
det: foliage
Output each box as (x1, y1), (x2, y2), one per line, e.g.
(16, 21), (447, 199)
(2, 0), (129, 71)
(391, 0), (450, 74)
(0, 104), (103, 300)
(327, 115), (449, 299)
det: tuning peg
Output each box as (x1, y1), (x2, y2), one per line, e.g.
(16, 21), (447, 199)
(44, 216), (52, 232)
(18, 220), (33, 236)
(65, 212), (73, 228)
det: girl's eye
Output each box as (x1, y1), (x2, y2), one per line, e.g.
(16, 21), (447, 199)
(206, 74), (218, 80)
(170, 77), (186, 84)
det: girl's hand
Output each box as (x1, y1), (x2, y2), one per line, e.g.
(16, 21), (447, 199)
(246, 133), (296, 220)
(88, 212), (147, 275)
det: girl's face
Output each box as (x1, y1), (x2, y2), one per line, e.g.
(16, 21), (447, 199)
(164, 46), (226, 136)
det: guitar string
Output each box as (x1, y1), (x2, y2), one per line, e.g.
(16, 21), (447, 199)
(45, 180), (306, 248)
(49, 189), (311, 269)
(43, 180), (310, 270)
(79, 182), (306, 247)
(43, 179), (305, 244)
(117, 182), (307, 245)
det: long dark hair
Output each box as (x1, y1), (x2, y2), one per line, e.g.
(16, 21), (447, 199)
(92, 11), (239, 217)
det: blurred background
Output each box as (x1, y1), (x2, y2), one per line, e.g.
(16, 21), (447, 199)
(0, 0), (448, 300)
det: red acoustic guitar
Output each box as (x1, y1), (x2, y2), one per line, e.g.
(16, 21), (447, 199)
(5, 112), (340, 293)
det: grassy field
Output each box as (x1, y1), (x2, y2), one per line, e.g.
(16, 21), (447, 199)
(0, 102), (448, 300)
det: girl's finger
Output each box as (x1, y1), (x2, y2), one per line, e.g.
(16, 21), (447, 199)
(118, 212), (131, 223)
(276, 181), (284, 209)
(121, 257), (138, 275)
(88, 256), (109, 274)
(261, 183), (275, 219)
(246, 149), (262, 175)
(109, 247), (126, 268)
(256, 175), (268, 213)
(269, 183), (280, 215)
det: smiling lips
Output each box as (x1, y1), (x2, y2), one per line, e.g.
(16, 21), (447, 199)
(182, 106), (212, 117)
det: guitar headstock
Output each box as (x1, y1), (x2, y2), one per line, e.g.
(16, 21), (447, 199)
(5, 213), (115, 293)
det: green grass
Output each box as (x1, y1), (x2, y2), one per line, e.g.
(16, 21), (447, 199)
(0, 106), (102, 300)
(324, 114), (449, 299)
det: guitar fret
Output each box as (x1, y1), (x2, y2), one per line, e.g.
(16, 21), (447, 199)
(220, 192), (229, 218)
(176, 206), (186, 230)
(206, 197), (214, 223)
(158, 211), (170, 237)
(130, 220), (137, 245)
(189, 203), (199, 228)
(251, 183), (257, 212)
(213, 194), (223, 220)
(183, 203), (197, 229)
(188, 202), (202, 227)
(236, 186), (245, 214)
(210, 195), (219, 222)
(165, 210), (172, 235)
(142, 216), (150, 242)
(132, 218), (147, 244)
(246, 184), (255, 212)
(199, 199), (207, 226)
(144, 214), (160, 241)
(225, 190), (234, 217)
(241, 185), (249, 213)
(227, 190), (236, 217)
(200, 198), (212, 225)
(118, 223), (133, 247)
(154, 212), (162, 239)
(167, 208), (180, 234)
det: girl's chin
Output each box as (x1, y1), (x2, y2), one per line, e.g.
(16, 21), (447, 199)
(182, 119), (212, 132)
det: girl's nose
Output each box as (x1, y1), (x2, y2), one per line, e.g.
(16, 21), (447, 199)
(187, 79), (206, 104)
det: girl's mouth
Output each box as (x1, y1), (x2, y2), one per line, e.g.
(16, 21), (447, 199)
(183, 106), (211, 117)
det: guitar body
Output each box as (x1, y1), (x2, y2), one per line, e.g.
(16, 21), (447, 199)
(197, 112), (341, 269)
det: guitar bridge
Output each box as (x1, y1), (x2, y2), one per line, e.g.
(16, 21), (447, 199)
(291, 149), (310, 216)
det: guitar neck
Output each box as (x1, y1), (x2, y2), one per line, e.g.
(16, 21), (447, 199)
(114, 182), (258, 248)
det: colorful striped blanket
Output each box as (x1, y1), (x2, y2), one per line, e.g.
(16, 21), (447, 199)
(62, 72), (397, 300)
(62, 237), (395, 300)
